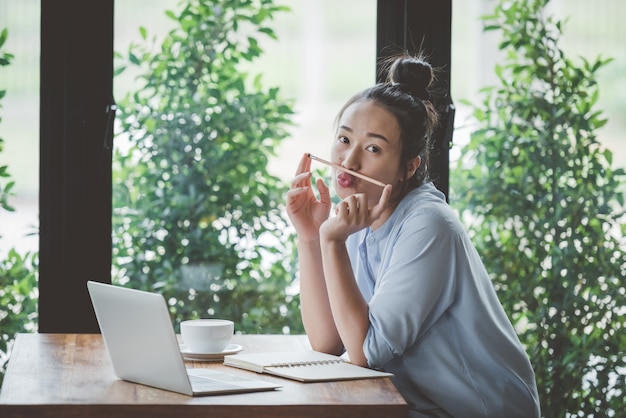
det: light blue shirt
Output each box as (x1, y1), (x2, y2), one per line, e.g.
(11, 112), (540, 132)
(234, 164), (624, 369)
(347, 183), (540, 418)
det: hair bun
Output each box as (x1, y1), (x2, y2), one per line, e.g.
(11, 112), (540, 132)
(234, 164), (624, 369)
(388, 56), (433, 101)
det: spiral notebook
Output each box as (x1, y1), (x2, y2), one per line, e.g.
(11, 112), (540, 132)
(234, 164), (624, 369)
(223, 350), (393, 382)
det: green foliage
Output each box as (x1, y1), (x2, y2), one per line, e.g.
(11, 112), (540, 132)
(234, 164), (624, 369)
(451, 0), (626, 416)
(0, 250), (38, 386)
(0, 28), (16, 213)
(0, 27), (39, 386)
(113, 0), (302, 334)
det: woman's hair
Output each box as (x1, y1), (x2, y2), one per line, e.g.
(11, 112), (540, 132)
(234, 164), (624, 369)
(335, 53), (440, 196)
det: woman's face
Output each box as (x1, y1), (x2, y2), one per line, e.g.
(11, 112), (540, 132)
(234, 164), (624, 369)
(330, 99), (409, 206)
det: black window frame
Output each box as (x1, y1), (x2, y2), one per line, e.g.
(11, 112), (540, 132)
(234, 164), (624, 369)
(39, 0), (115, 332)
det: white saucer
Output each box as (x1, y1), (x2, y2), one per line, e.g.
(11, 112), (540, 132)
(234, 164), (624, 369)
(179, 343), (244, 361)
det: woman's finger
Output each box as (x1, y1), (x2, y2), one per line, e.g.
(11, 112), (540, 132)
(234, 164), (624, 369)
(290, 171), (312, 189)
(370, 184), (393, 220)
(294, 152), (312, 176)
(316, 178), (331, 206)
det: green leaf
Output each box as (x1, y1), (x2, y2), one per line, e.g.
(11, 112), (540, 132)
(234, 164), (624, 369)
(129, 51), (140, 65)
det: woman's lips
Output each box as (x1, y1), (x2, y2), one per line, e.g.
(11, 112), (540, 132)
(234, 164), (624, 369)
(337, 172), (356, 188)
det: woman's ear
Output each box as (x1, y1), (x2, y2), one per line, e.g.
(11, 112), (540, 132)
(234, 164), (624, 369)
(406, 156), (421, 178)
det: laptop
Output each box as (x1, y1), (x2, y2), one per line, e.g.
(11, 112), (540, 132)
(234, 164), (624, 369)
(87, 280), (281, 396)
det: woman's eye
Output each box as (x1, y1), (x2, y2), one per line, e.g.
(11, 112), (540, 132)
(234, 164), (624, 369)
(366, 145), (380, 153)
(338, 136), (349, 144)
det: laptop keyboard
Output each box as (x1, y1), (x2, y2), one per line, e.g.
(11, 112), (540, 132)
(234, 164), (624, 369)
(188, 374), (243, 391)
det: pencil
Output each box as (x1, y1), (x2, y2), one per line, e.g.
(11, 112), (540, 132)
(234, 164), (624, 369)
(307, 153), (387, 188)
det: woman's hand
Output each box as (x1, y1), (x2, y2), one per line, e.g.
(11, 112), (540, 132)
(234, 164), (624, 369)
(320, 184), (392, 243)
(286, 153), (332, 242)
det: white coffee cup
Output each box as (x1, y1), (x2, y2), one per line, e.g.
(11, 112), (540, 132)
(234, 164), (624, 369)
(180, 319), (234, 353)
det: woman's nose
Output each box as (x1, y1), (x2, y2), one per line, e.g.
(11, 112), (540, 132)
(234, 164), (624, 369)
(341, 149), (360, 171)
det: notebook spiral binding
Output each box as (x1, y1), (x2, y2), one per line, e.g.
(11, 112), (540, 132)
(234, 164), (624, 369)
(269, 359), (345, 368)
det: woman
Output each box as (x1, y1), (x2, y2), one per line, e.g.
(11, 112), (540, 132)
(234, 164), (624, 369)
(286, 53), (540, 417)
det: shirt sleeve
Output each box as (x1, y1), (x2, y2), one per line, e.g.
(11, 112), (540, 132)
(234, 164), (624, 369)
(364, 209), (461, 368)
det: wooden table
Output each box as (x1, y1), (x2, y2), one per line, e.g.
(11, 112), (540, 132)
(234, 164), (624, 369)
(0, 333), (407, 417)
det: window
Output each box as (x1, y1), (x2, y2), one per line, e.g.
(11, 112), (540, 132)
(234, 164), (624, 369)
(0, 1), (39, 261)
